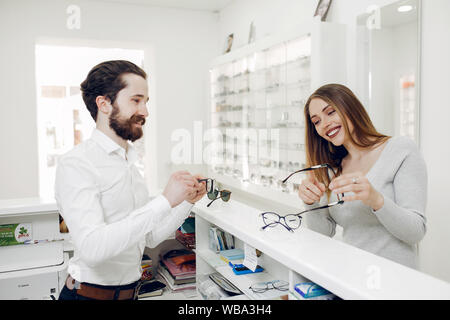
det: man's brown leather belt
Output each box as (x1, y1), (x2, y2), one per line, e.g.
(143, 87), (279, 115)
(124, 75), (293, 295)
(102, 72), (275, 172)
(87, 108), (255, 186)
(66, 275), (139, 300)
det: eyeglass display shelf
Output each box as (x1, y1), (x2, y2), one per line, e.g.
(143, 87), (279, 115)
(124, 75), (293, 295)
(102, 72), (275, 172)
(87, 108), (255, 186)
(211, 80), (312, 97)
(192, 196), (450, 300)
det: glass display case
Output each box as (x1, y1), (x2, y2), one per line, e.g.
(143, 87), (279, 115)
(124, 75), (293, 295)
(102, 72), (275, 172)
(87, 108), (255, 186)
(207, 21), (347, 203)
(209, 35), (312, 195)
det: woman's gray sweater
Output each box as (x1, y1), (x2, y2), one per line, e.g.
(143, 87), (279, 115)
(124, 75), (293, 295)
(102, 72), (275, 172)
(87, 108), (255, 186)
(304, 136), (427, 269)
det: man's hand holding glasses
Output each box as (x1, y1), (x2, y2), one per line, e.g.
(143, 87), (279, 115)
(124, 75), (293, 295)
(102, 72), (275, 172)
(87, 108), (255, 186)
(163, 171), (207, 207)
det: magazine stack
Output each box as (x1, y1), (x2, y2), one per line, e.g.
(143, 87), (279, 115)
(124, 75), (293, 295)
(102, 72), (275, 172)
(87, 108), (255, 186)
(157, 249), (196, 292)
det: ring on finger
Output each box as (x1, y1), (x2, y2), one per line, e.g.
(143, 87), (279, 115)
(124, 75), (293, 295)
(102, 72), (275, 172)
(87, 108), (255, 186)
(352, 177), (359, 184)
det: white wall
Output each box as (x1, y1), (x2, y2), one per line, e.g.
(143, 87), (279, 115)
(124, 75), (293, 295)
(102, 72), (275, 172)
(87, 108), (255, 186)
(217, 0), (450, 283)
(0, 0), (218, 198)
(369, 21), (418, 137)
(218, 0), (316, 49)
(418, 0), (450, 284)
(217, 0), (396, 89)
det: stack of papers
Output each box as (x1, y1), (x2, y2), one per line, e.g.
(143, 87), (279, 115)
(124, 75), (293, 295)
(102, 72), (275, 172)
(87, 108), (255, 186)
(158, 249), (196, 292)
(219, 248), (244, 264)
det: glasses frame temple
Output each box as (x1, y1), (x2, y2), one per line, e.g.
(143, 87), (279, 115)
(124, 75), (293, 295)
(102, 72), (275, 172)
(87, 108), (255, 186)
(281, 163), (344, 202)
(198, 178), (215, 194)
(281, 164), (329, 184)
(295, 200), (345, 216)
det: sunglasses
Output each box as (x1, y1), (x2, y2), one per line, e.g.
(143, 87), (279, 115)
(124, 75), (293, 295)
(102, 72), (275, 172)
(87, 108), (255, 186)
(198, 178), (232, 207)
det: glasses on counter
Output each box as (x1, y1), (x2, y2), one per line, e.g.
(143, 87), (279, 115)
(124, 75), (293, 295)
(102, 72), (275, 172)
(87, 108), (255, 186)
(260, 163), (344, 232)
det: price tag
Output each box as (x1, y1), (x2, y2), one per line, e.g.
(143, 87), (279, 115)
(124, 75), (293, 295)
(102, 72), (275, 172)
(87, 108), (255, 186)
(243, 243), (258, 272)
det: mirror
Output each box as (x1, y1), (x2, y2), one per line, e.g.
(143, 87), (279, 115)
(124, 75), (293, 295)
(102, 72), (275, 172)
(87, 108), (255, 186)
(356, 0), (420, 143)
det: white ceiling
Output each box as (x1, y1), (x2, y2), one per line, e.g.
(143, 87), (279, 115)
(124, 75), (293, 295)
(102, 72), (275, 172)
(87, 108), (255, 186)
(97, 0), (234, 12)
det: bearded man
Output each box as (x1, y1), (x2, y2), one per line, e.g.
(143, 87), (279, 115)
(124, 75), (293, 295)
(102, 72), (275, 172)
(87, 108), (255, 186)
(55, 60), (206, 300)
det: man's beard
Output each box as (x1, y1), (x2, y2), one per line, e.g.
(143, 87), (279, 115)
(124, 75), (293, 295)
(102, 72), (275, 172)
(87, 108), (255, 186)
(109, 103), (146, 142)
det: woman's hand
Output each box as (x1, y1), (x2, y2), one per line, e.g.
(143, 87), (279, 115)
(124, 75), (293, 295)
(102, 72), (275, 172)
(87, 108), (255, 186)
(329, 172), (384, 211)
(298, 177), (326, 205)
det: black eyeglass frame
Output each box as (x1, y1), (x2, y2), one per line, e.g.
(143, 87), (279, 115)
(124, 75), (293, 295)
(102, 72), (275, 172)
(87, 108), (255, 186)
(198, 178), (232, 207)
(260, 163), (344, 232)
(197, 178), (215, 194)
(282, 163), (344, 203)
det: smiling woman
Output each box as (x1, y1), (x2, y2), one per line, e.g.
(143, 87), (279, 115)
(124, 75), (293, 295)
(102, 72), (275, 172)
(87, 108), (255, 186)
(303, 83), (390, 189)
(298, 83), (427, 269)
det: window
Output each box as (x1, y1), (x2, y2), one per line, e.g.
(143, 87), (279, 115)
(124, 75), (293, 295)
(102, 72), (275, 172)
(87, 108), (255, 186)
(35, 44), (145, 198)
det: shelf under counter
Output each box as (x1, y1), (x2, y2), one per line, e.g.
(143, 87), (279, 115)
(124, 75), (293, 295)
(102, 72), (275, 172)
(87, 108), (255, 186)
(191, 197), (450, 300)
(196, 249), (287, 300)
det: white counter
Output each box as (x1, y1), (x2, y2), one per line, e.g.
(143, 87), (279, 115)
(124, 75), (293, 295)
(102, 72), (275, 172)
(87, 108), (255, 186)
(192, 197), (450, 300)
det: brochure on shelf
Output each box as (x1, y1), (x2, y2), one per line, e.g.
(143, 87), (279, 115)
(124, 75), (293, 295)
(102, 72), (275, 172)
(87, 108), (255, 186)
(219, 248), (244, 264)
(209, 226), (235, 253)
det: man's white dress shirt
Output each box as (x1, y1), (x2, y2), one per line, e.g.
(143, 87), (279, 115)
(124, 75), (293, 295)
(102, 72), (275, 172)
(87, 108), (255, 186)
(55, 129), (193, 285)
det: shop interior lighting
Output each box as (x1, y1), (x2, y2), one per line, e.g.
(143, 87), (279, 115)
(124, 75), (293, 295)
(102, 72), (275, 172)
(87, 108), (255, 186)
(397, 5), (413, 12)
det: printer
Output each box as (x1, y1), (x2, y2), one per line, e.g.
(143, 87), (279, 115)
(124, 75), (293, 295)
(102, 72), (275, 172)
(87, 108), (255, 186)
(0, 197), (70, 300)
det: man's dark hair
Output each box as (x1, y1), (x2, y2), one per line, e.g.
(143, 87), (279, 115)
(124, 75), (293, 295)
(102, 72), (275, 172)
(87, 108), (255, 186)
(80, 60), (147, 121)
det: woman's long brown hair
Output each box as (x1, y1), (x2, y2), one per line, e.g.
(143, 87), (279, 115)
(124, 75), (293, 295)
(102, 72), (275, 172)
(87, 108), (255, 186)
(303, 84), (390, 192)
